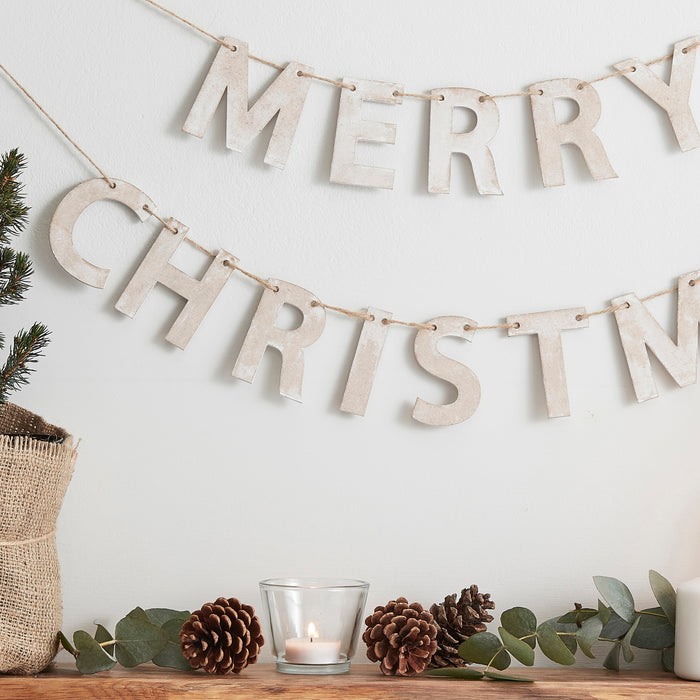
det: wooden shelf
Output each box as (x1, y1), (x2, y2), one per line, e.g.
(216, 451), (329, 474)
(1, 662), (698, 699)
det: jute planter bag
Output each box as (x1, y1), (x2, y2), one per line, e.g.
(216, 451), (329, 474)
(0, 403), (77, 675)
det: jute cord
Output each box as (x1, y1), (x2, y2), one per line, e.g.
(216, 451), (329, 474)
(0, 63), (115, 188)
(0, 528), (56, 547)
(0, 28), (697, 334)
(138, 0), (699, 103)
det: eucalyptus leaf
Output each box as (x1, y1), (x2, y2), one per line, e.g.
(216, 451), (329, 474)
(557, 609), (597, 625)
(600, 611), (631, 640)
(631, 608), (675, 650)
(597, 600), (611, 627)
(145, 608), (190, 628)
(621, 616), (640, 663)
(649, 571), (676, 626)
(577, 615), (603, 659)
(543, 618), (577, 654)
(94, 624), (115, 656)
(124, 606), (151, 623)
(58, 631), (75, 656)
(536, 623), (576, 665)
(662, 646), (675, 673)
(426, 667), (484, 679)
(73, 630), (116, 674)
(152, 618), (191, 671)
(458, 632), (510, 670)
(498, 627), (535, 666)
(484, 670), (535, 682)
(603, 642), (621, 671)
(500, 607), (537, 649)
(114, 615), (167, 667)
(593, 576), (636, 623)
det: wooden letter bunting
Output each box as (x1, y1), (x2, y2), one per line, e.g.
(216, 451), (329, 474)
(49, 179), (155, 289)
(412, 317), (481, 427)
(330, 79), (403, 190)
(232, 281), (326, 402)
(47, 180), (700, 427)
(428, 88), (502, 196)
(183, 37), (314, 169)
(17, 6), (700, 429)
(114, 222), (237, 350)
(167, 9), (700, 194)
(529, 79), (617, 188)
(506, 309), (588, 419)
(613, 37), (700, 152)
(612, 271), (700, 402)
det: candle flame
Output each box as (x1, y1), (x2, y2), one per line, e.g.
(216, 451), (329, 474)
(307, 622), (319, 639)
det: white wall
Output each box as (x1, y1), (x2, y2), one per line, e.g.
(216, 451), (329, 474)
(2, 0), (700, 667)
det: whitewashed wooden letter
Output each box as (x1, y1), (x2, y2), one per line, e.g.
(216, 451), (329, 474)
(183, 37), (313, 169)
(413, 317), (481, 426)
(613, 37), (700, 152)
(232, 281), (326, 402)
(428, 88), (502, 195)
(529, 78), (617, 187)
(49, 179), (155, 288)
(330, 79), (403, 189)
(115, 220), (236, 349)
(340, 308), (392, 416)
(506, 308), (588, 418)
(612, 270), (700, 402)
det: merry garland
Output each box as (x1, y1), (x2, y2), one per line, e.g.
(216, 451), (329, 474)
(50, 178), (700, 426)
(179, 35), (699, 191)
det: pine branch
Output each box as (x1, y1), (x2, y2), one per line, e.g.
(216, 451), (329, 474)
(0, 247), (32, 306)
(0, 323), (50, 403)
(0, 148), (29, 245)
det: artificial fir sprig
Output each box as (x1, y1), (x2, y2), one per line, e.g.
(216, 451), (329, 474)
(0, 325), (51, 403)
(0, 149), (50, 403)
(0, 149), (29, 245)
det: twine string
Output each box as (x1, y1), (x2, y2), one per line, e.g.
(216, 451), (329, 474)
(0, 529), (56, 547)
(0, 63), (116, 188)
(139, 0), (697, 103)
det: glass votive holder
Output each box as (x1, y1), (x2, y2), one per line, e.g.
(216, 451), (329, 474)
(259, 577), (369, 675)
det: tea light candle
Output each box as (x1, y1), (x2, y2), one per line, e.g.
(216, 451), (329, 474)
(285, 623), (341, 665)
(675, 577), (700, 680)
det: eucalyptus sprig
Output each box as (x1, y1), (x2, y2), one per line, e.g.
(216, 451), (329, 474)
(427, 570), (676, 683)
(59, 606), (192, 674)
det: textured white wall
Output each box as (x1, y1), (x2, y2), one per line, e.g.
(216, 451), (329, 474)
(2, 0), (700, 667)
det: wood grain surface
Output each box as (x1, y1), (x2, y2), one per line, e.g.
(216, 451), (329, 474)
(1, 663), (698, 699)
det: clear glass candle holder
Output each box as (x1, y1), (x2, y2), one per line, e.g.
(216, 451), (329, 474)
(259, 578), (369, 675)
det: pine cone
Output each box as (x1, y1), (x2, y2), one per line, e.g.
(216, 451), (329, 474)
(428, 585), (495, 668)
(362, 597), (438, 676)
(180, 597), (264, 674)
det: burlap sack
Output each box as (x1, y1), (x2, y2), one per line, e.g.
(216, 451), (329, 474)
(0, 403), (77, 675)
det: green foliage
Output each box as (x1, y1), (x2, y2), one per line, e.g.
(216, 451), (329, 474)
(483, 670), (534, 682)
(498, 627), (535, 666)
(59, 606), (192, 674)
(451, 570), (676, 684)
(593, 576), (636, 623)
(426, 667), (484, 679)
(114, 608), (168, 667)
(649, 571), (676, 625)
(0, 149), (29, 245)
(73, 631), (115, 674)
(536, 623), (576, 665)
(500, 607), (536, 648)
(0, 149), (49, 403)
(0, 324), (50, 403)
(459, 632), (510, 670)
